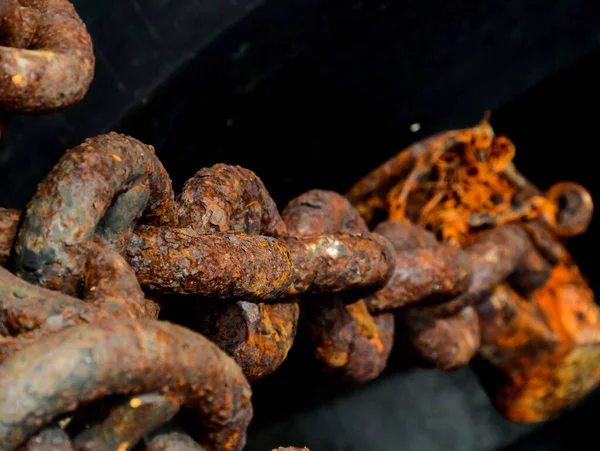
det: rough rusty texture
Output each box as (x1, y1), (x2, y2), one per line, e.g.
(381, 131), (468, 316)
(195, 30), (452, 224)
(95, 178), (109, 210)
(144, 424), (206, 451)
(284, 233), (395, 296)
(177, 164), (286, 237)
(545, 181), (594, 238)
(125, 226), (293, 300)
(0, 207), (19, 266)
(427, 223), (536, 317)
(372, 220), (438, 250)
(365, 241), (471, 312)
(0, 0), (25, 48)
(0, 241), (156, 361)
(508, 247), (553, 295)
(476, 266), (600, 423)
(174, 164), (298, 381)
(362, 220), (478, 368)
(83, 241), (158, 319)
(0, 319), (253, 451)
(0, 0), (95, 113)
(18, 425), (73, 451)
(345, 132), (447, 225)
(521, 219), (569, 265)
(14, 133), (176, 295)
(303, 297), (395, 383)
(73, 394), (180, 451)
(351, 121), (600, 421)
(402, 306), (480, 370)
(192, 301), (299, 382)
(283, 190), (395, 383)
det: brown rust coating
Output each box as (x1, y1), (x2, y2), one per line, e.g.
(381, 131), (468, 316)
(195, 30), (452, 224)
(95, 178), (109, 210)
(283, 189), (369, 235)
(126, 226), (294, 300)
(372, 220), (438, 250)
(402, 306), (480, 370)
(365, 220), (478, 368)
(14, 133), (176, 295)
(144, 424), (206, 451)
(464, 224), (535, 293)
(520, 219), (569, 265)
(0, 204), (293, 303)
(19, 425), (73, 451)
(0, 0), (95, 113)
(365, 220), (471, 312)
(284, 233), (395, 296)
(0, 0), (24, 48)
(283, 190), (394, 382)
(365, 245), (471, 313)
(282, 190), (395, 296)
(427, 223), (536, 317)
(73, 394), (180, 451)
(545, 181), (594, 238)
(193, 301), (299, 382)
(303, 298), (394, 383)
(84, 241), (158, 319)
(476, 261), (600, 423)
(0, 207), (18, 266)
(174, 163), (298, 380)
(0, 241), (155, 361)
(177, 164), (286, 237)
(508, 165), (594, 242)
(0, 319), (253, 451)
(345, 132), (448, 224)
(508, 248), (552, 295)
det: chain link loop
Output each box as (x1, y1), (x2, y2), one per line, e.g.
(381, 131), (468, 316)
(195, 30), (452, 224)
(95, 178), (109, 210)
(1, 1), (599, 448)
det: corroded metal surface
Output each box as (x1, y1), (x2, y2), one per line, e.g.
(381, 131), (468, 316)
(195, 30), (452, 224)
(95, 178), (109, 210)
(0, 320), (252, 451)
(0, 241), (156, 361)
(1, 0), (598, 446)
(348, 119), (600, 420)
(0, 0), (95, 113)
(144, 424), (206, 451)
(72, 394), (180, 451)
(283, 190), (395, 383)
(14, 133), (176, 294)
(19, 425), (74, 451)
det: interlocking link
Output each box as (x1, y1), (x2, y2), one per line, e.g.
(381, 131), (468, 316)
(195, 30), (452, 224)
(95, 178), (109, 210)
(0, 1), (598, 449)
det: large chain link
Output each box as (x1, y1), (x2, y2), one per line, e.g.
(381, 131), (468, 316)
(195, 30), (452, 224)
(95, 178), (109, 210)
(1, 1), (599, 450)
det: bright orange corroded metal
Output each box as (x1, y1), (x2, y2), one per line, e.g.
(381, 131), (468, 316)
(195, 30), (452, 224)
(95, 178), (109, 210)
(478, 257), (600, 422)
(387, 119), (557, 247)
(347, 118), (600, 422)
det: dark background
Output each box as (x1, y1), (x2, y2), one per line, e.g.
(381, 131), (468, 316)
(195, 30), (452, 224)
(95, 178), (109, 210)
(2, 0), (600, 449)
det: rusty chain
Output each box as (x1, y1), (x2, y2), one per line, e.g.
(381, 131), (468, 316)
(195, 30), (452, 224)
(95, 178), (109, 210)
(1, 1), (599, 450)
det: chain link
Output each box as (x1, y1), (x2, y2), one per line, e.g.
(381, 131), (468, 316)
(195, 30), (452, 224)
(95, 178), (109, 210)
(0, 1), (598, 449)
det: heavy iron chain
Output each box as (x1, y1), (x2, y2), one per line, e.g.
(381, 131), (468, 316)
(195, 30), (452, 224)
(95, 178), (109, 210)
(1, 1), (599, 450)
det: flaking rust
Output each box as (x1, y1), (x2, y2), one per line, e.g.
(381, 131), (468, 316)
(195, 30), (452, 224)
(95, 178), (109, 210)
(14, 132), (176, 295)
(0, 319), (253, 451)
(0, 240), (156, 361)
(366, 220), (480, 369)
(126, 226), (295, 300)
(348, 119), (600, 421)
(283, 190), (395, 383)
(0, 0), (95, 113)
(476, 266), (600, 422)
(0, 148), (395, 382)
(174, 164), (299, 381)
